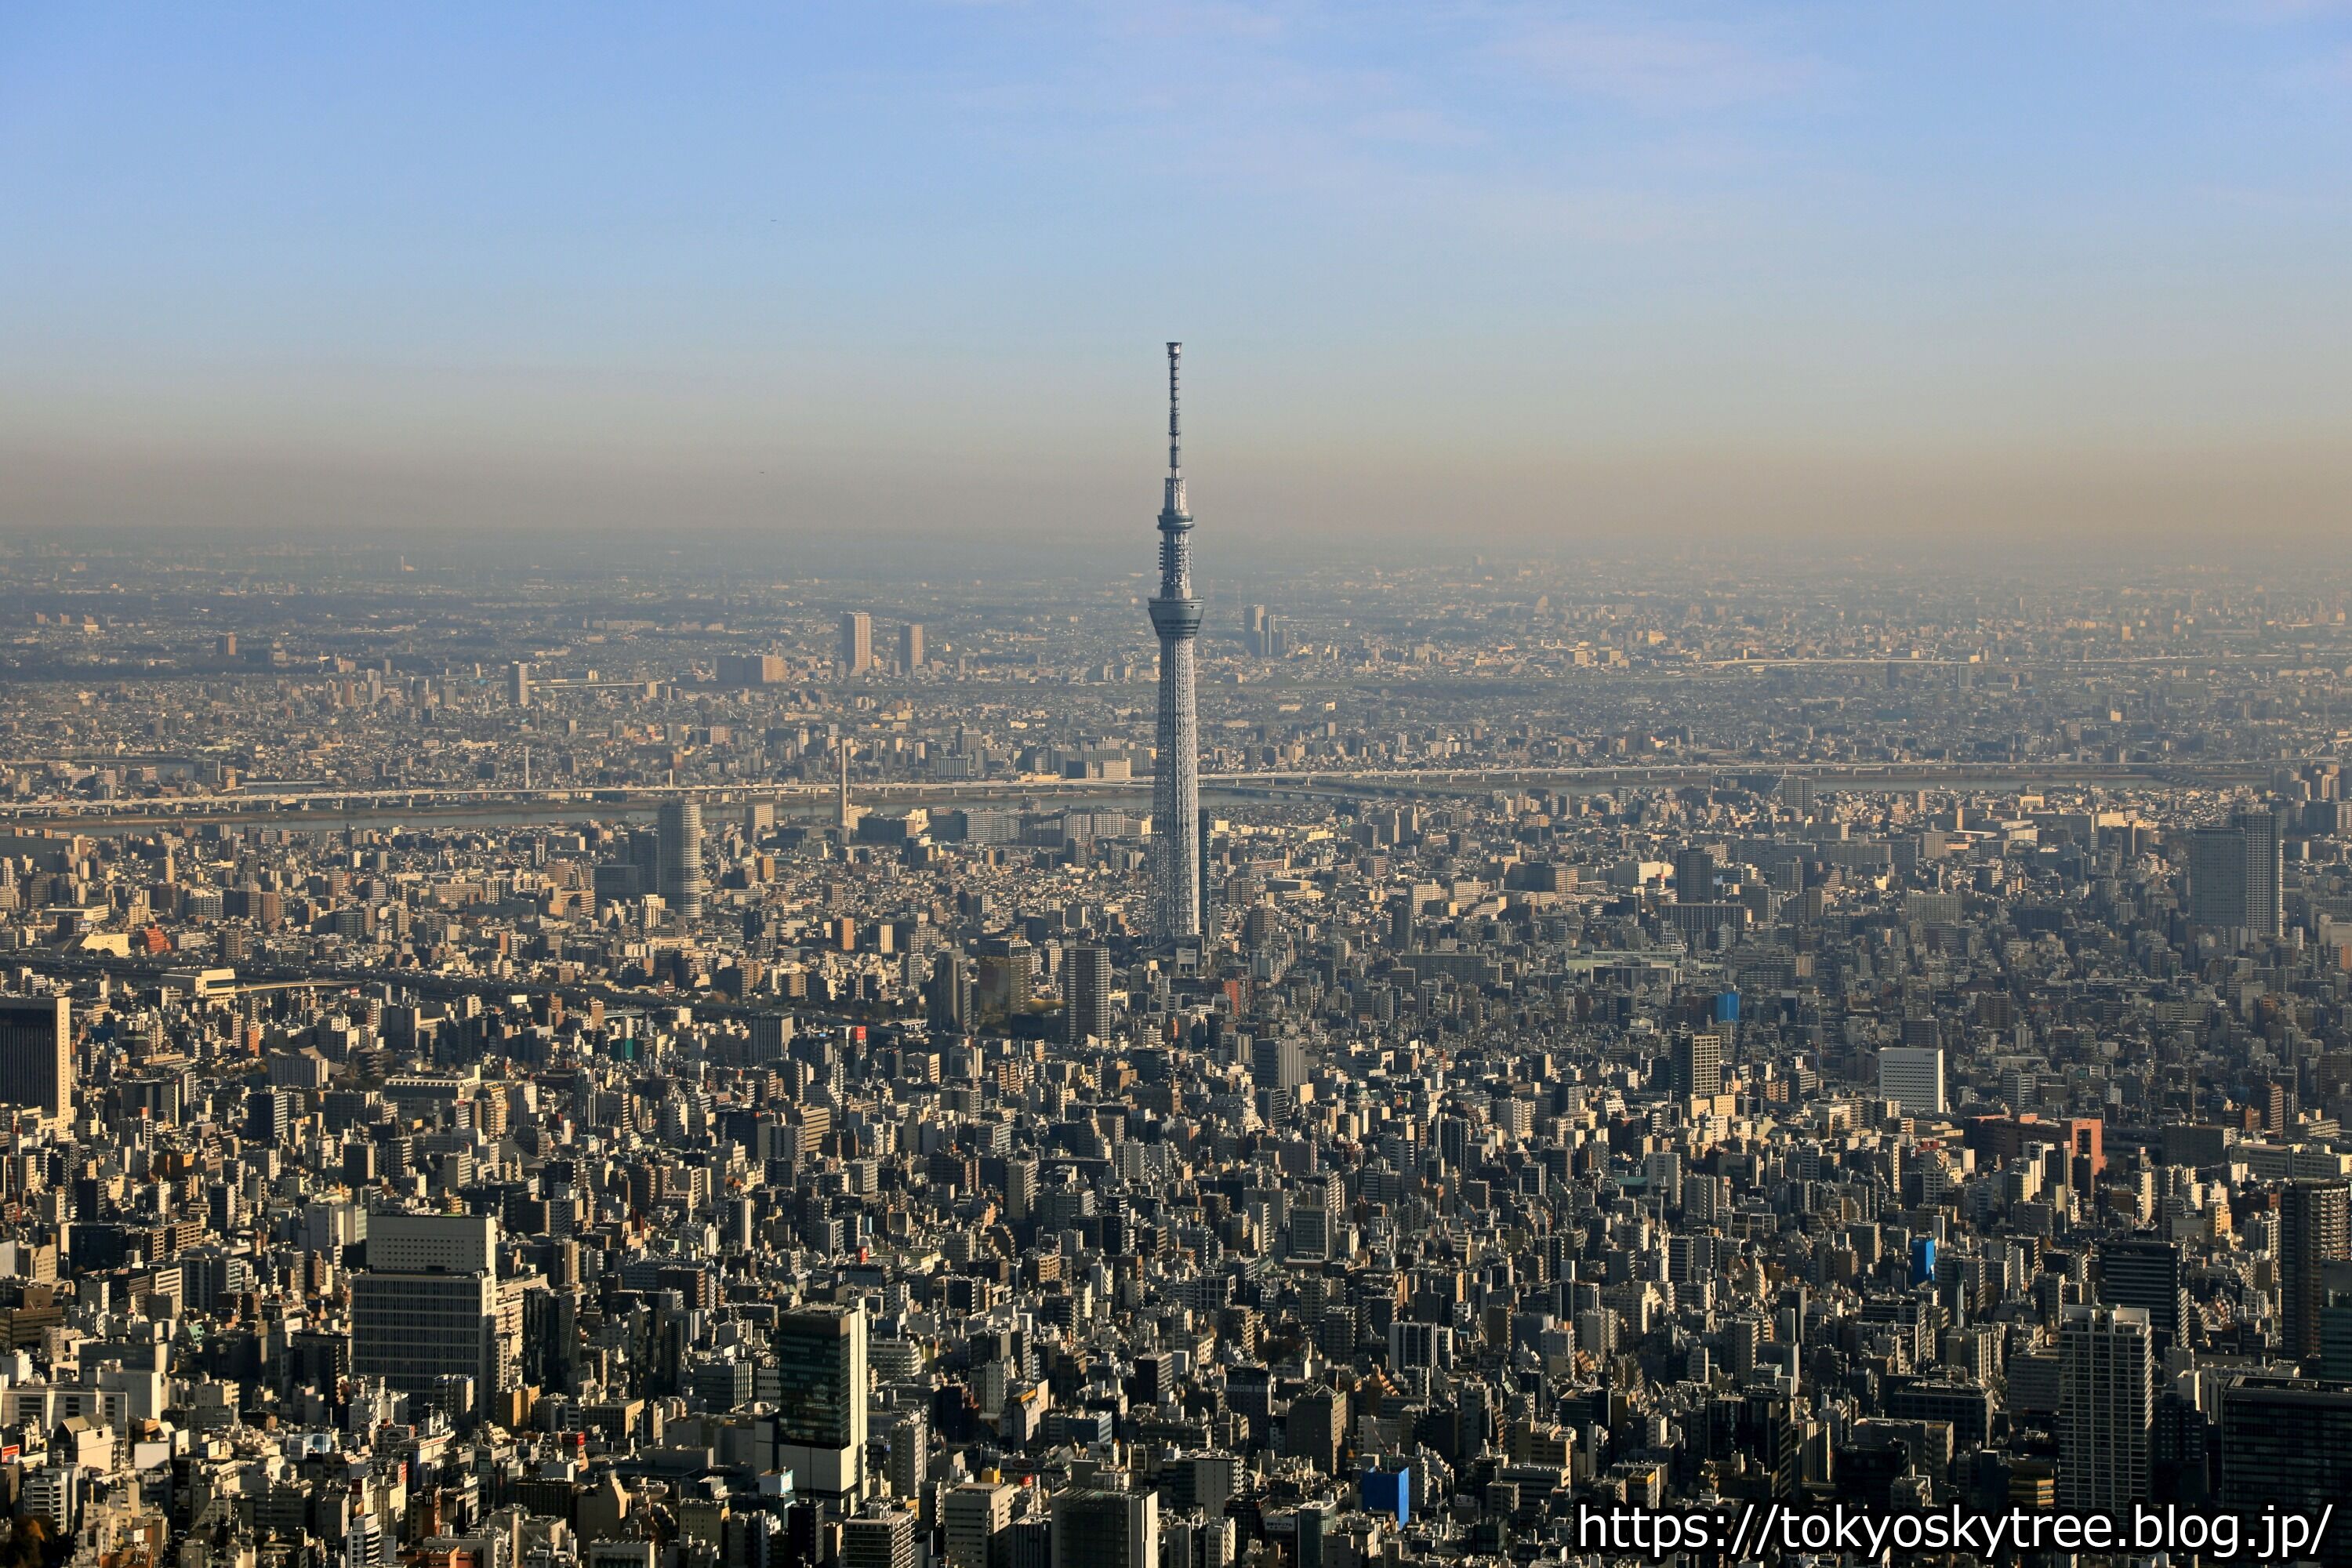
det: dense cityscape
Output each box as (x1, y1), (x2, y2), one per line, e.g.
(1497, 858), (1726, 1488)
(8, 391), (2352, 1568)
(20, 0), (2352, 1558)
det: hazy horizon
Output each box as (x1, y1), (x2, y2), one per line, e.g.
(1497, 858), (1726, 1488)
(5, 2), (2350, 552)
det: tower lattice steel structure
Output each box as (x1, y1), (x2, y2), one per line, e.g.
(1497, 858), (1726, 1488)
(1149, 342), (1203, 944)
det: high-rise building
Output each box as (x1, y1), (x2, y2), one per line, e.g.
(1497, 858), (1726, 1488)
(775, 1307), (868, 1504)
(2219, 1377), (2352, 1560)
(1051, 1486), (1158, 1568)
(1148, 342), (1203, 946)
(1250, 1036), (1309, 1094)
(898, 622), (925, 671)
(1285, 1385), (1349, 1475)
(1387, 1321), (1454, 1374)
(840, 612), (873, 676)
(1671, 1031), (1723, 1100)
(2190, 825), (2249, 931)
(509, 661), (532, 707)
(1673, 848), (1716, 905)
(944, 1483), (1015, 1568)
(1065, 942), (1113, 1046)
(350, 1212), (510, 1419)
(657, 800), (703, 922)
(1004, 1157), (1037, 1223)
(2281, 1181), (2350, 1362)
(1878, 1045), (1947, 1117)
(837, 740), (864, 833)
(2191, 808), (2284, 939)
(844, 1509), (919, 1568)
(2240, 806), (2284, 939)
(0, 996), (71, 1123)
(2058, 1304), (2152, 1513)
(2098, 1234), (2188, 1349)
(1242, 604), (1285, 658)
(926, 950), (971, 1034)
(885, 1409), (927, 1499)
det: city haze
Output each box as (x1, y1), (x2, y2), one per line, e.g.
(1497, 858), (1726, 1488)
(5, 2), (2352, 552)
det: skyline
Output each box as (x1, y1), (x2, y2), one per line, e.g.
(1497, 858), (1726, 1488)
(5, 2), (2352, 550)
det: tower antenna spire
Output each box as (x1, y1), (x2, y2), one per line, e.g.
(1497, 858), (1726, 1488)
(1167, 341), (1182, 478)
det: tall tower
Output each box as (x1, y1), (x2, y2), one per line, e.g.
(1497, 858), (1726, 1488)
(2058, 1304), (2152, 1513)
(837, 739), (861, 832)
(2281, 1181), (2350, 1361)
(0, 996), (71, 1123)
(656, 800), (703, 921)
(1149, 342), (1203, 945)
(839, 611), (873, 676)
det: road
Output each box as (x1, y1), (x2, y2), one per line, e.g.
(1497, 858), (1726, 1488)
(0, 757), (2278, 833)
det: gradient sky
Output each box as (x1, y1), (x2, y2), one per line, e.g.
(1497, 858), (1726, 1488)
(4, 2), (2351, 557)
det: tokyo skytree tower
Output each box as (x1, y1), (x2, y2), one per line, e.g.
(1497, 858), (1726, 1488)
(1148, 342), (1203, 944)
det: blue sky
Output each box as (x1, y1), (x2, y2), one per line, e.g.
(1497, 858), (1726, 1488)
(3, 2), (2350, 554)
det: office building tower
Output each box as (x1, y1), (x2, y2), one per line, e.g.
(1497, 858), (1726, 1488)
(775, 1307), (868, 1504)
(2190, 825), (2249, 931)
(927, 950), (971, 1034)
(1296, 1504), (1333, 1568)
(1065, 942), (1113, 1046)
(1286, 1385), (1348, 1475)
(1674, 847), (1716, 905)
(899, 622), (924, 671)
(885, 1410), (927, 1500)
(1148, 342), (1203, 945)
(1250, 1036), (1309, 1094)
(1387, 1322), (1454, 1374)
(509, 661), (532, 708)
(2281, 1181), (2350, 1362)
(2239, 806), (2284, 938)
(840, 612), (873, 676)
(0, 996), (71, 1123)
(845, 1511), (920, 1568)
(1052, 1486), (1159, 1568)
(1004, 1157), (1037, 1223)
(2098, 1235), (2188, 1349)
(2191, 808), (2284, 938)
(625, 826), (662, 901)
(2058, 1305), (2152, 1513)
(657, 800), (703, 922)
(1671, 1031), (1723, 1101)
(945, 1483), (1015, 1568)
(2220, 1378), (2352, 1555)
(350, 1213), (509, 1417)
(1242, 604), (1286, 659)
(1878, 1045), (1947, 1117)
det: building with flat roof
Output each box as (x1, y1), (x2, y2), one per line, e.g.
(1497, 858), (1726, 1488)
(0, 996), (70, 1123)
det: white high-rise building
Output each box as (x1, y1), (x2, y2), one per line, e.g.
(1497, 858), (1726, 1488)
(657, 799), (703, 922)
(2058, 1304), (2152, 1513)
